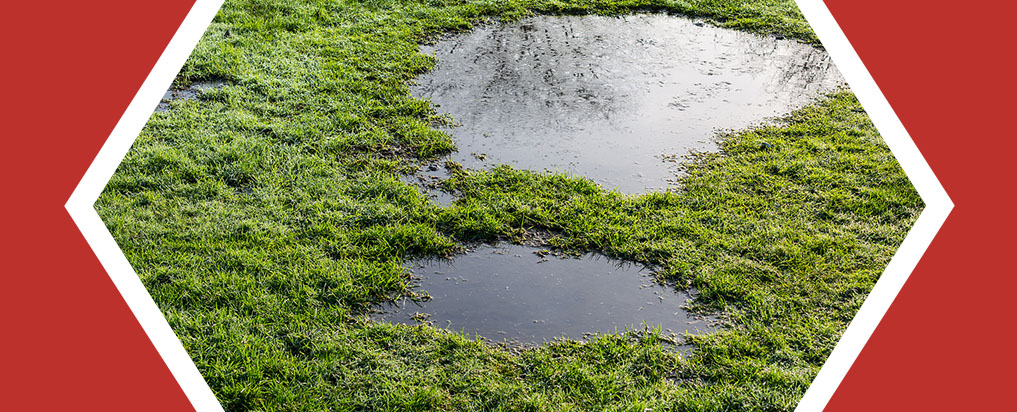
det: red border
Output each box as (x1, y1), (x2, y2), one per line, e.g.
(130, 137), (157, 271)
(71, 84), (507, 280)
(1, 1), (195, 410)
(824, 1), (1016, 409)
(2, 0), (1012, 410)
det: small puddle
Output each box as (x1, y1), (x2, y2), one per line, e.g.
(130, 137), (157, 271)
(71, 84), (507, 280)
(411, 14), (845, 194)
(377, 244), (714, 345)
(156, 80), (225, 112)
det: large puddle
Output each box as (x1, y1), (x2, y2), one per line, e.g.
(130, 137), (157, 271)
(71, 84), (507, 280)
(383, 14), (843, 345)
(378, 244), (714, 345)
(412, 14), (845, 194)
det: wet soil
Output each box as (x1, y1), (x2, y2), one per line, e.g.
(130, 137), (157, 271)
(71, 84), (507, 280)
(156, 80), (225, 112)
(411, 14), (844, 195)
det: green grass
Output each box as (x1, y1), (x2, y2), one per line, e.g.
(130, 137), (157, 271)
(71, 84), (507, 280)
(96, 0), (921, 410)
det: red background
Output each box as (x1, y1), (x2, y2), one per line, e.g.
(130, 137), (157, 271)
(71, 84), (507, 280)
(823, 1), (1016, 409)
(1, 1), (197, 411)
(1, 1), (1012, 410)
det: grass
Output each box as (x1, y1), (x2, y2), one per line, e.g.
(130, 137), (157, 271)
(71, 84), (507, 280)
(96, 0), (922, 410)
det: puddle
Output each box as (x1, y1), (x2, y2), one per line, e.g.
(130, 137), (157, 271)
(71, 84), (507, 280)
(412, 14), (845, 194)
(156, 80), (225, 112)
(377, 244), (715, 345)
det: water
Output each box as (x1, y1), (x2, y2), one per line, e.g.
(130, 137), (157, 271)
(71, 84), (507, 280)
(378, 244), (714, 344)
(156, 80), (224, 112)
(411, 14), (845, 194)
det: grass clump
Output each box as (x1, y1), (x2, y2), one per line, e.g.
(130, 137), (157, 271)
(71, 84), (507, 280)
(97, 0), (920, 410)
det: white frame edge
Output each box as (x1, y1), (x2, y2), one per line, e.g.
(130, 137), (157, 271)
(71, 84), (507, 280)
(62, 1), (953, 411)
(794, 1), (953, 410)
(64, 0), (227, 411)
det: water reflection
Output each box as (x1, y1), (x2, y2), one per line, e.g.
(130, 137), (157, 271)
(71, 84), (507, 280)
(411, 14), (845, 194)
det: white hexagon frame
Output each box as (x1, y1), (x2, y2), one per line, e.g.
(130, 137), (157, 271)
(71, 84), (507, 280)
(63, 1), (953, 410)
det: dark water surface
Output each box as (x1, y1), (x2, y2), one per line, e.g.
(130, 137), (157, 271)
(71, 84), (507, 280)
(412, 14), (844, 194)
(378, 244), (714, 344)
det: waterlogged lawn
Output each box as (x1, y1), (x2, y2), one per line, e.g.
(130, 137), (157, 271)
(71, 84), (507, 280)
(97, 0), (922, 410)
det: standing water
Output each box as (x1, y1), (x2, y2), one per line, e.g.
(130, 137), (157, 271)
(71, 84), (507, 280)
(385, 14), (843, 344)
(379, 244), (714, 344)
(412, 14), (844, 193)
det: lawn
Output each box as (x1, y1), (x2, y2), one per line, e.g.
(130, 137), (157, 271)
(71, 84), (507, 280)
(96, 0), (922, 410)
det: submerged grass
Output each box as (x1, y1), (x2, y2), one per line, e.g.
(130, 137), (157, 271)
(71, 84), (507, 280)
(97, 0), (921, 410)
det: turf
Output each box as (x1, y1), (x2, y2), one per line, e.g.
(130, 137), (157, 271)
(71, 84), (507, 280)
(96, 0), (922, 410)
